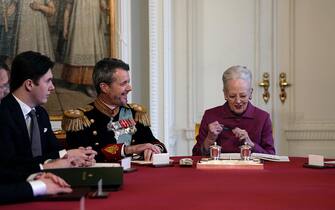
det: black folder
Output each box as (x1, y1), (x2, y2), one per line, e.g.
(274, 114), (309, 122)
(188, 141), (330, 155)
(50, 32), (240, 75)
(44, 167), (123, 191)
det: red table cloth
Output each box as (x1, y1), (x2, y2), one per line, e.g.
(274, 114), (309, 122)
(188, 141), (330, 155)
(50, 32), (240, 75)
(1, 157), (334, 210)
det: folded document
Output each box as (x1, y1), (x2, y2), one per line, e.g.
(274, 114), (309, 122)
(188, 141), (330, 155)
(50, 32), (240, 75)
(220, 153), (289, 162)
(252, 153), (290, 162)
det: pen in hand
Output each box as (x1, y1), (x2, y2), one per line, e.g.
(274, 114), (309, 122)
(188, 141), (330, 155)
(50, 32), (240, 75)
(219, 124), (231, 131)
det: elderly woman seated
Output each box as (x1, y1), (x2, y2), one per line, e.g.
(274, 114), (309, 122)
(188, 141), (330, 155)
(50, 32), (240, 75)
(193, 65), (275, 156)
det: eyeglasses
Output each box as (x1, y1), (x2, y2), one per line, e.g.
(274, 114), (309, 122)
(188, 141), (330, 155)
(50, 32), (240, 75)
(0, 83), (9, 90)
(226, 95), (250, 102)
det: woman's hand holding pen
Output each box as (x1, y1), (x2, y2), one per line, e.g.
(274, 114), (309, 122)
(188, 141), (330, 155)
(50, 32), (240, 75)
(203, 123), (256, 149)
(232, 127), (255, 148)
(208, 121), (224, 139)
(203, 121), (224, 149)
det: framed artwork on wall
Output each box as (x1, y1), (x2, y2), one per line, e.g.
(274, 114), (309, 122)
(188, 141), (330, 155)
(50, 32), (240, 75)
(0, 0), (117, 119)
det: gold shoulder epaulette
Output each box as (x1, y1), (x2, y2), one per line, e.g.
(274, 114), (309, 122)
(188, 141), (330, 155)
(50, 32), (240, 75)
(128, 103), (151, 127)
(62, 109), (91, 132)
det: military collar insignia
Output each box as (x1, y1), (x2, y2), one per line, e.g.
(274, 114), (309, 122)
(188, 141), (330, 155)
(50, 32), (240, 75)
(94, 97), (120, 118)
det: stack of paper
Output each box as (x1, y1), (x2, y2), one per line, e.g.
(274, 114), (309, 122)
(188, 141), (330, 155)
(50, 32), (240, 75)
(251, 153), (290, 162)
(90, 163), (121, 167)
(220, 153), (241, 160)
(220, 153), (290, 162)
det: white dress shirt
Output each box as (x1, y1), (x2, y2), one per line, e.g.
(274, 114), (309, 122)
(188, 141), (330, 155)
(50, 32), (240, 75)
(12, 94), (67, 169)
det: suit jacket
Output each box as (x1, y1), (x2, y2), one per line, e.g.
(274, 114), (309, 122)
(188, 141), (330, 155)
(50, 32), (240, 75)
(0, 182), (33, 204)
(0, 156), (34, 204)
(66, 102), (167, 162)
(0, 94), (62, 178)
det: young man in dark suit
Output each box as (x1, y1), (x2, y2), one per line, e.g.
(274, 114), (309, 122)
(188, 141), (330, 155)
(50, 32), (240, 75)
(0, 51), (97, 179)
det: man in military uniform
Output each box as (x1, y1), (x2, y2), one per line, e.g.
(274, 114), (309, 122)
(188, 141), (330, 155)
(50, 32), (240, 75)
(63, 58), (167, 162)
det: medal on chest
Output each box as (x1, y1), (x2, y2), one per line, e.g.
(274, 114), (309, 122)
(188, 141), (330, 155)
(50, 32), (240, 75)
(107, 118), (137, 141)
(106, 107), (137, 145)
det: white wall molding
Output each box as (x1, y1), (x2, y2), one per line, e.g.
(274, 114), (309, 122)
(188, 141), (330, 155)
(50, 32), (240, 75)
(148, 0), (161, 138)
(256, 0), (274, 112)
(285, 121), (335, 140)
(285, 123), (335, 158)
(118, 0), (132, 102)
(253, 0), (261, 106)
(185, 128), (195, 142)
(148, 0), (175, 153)
(286, 130), (335, 141)
(184, 0), (197, 144)
(162, 0), (176, 154)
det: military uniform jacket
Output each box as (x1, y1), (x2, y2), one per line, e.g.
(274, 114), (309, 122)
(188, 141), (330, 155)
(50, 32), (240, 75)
(65, 102), (167, 162)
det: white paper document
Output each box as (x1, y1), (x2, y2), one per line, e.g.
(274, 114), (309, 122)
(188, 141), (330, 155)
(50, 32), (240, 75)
(121, 157), (131, 170)
(220, 153), (290, 162)
(90, 163), (121, 168)
(152, 153), (170, 165)
(252, 153), (290, 162)
(308, 154), (324, 166)
(220, 153), (241, 160)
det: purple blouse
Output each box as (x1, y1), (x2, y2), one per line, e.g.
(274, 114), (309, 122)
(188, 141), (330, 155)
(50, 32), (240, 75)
(192, 102), (275, 155)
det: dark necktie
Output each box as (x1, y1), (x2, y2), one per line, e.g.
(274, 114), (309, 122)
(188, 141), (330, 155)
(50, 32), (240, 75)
(28, 110), (42, 157)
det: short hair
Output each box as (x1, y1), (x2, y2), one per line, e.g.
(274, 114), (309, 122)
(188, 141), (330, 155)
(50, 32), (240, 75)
(0, 55), (12, 69)
(0, 55), (10, 63)
(0, 61), (10, 83)
(0, 61), (10, 72)
(10, 51), (54, 92)
(222, 65), (252, 91)
(93, 58), (130, 94)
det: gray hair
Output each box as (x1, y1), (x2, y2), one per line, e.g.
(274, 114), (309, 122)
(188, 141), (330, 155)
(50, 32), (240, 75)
(222, 65), (252, 91)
